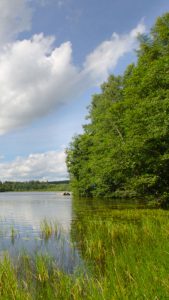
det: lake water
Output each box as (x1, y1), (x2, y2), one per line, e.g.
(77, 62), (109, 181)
(0, 192), (72, 234)
(0, 192), (81, 272)
(0, 192), (147, 272)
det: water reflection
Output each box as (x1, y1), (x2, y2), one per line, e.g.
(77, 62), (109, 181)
(0, 193), (148, 273)
(71, 196), (147, 224)
(0, 192), (72, 234)
(70, 196), (149, 256)
(0, 192), (81, 273)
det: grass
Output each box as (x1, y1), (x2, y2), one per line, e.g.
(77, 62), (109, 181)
(0, 253), (90, 300)
(40, 219), (53, 240)
(0, 209), (169, 298)
(71, 208), (169, 299)
(40, 219), (61, 240)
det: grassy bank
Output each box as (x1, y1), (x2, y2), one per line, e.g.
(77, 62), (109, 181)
(0, 209), (169, 299)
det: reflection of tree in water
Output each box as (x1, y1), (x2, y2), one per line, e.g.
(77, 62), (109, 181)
(70, 196), (115, 275)
(70, 196), (149, 277)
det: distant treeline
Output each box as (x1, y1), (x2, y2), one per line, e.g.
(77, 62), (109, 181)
(0, 181), (70, 192)
(66, 13), (169, 205)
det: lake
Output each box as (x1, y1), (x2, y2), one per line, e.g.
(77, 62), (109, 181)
(0, 192), (153, 273)
(0, 192), (72, 234)
(0, 192), (80, 272)
(0, 192), (168, 298)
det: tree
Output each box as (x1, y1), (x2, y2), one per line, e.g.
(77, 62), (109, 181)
(66, 13), (169, 202)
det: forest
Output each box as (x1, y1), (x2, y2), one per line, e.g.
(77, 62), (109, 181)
(0, 180), (70, 192)
(66, 13), (169, 205)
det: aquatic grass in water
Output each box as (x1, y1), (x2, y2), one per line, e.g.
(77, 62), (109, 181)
(40, 219), (53, 240)
(0, 253), (90, 300)
(40, 219), (62, 240)
(72, 209), (169, 299)
(0, 210), (168, 298)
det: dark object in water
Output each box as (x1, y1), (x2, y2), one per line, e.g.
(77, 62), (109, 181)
(63, 192), (70, 196)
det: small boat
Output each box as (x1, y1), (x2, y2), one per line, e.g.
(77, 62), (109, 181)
(63, 192), (70, 196)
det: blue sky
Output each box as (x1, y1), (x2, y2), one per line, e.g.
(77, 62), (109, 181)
(0, 0), (168, 181)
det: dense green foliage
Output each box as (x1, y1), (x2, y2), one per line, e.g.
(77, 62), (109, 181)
(66, 13), (169, 202)
(0, 180), (70, 192)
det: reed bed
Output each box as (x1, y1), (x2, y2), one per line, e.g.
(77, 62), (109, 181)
(0, 209), (168, 299)
(71, 208), (169, 299)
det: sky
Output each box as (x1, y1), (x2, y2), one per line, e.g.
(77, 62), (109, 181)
(0, 0), (168, 181)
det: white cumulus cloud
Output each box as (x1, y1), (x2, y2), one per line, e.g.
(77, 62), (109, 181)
(83, 22), (145, 83)
(0, 34), (80, 134)
(0, 22), (145, 134)
(0, 0), (32, 46)
(0, 1), (146, 134)
(0, 150), (68, 181)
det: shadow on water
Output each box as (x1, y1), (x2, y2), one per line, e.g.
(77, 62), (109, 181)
(71, 196), (149, 227)
(70, 197), (147, 256)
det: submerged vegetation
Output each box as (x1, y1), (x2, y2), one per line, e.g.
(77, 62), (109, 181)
(66, 13), (169, 204)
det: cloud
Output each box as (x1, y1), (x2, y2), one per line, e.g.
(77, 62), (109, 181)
(0, 150), (68, 181)
(83, 22), (145, 83)
(0, 16), (145, 134)
(0, 0), (32, 46)
(0, 34), (80, 134)
(35, 0), (68, 7)
(0, 0), (66, 46)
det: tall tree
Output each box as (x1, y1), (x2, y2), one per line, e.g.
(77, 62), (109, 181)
(66, 13), (169, 202)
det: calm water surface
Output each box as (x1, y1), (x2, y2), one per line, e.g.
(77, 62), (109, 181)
(0, 192), (147, 272)
(0, 192), (72, 234)
(0, 192), (79, 272)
